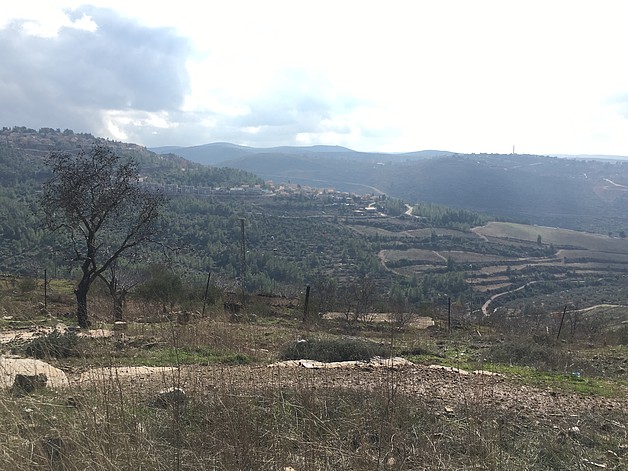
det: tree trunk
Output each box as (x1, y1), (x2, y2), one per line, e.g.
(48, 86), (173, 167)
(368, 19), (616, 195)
(113, 290), (126, 322)
(75, 278), (90, 328)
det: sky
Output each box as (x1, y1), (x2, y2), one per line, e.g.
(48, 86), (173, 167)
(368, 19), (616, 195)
(2, 1), (628, 155)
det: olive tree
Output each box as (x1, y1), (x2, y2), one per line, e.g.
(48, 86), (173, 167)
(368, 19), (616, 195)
(41, 144), (166, 328)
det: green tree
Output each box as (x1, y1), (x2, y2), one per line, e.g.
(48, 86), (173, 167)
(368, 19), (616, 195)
(41, 145), (166, 328)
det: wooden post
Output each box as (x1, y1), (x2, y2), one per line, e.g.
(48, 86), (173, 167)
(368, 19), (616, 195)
(556, 305), (567, 340)
(303, 285), (311, 322)
(44, 269), (47, 310)
(202, 271), (211, 316)
(447, 296), (451, 334)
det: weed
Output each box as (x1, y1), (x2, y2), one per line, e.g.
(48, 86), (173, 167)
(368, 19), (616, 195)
(485, 336), (569, 371)
(280, 337), (389, 362)
(20, 329), (80, 359)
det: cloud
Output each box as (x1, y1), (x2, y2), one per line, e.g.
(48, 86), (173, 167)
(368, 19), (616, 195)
(0, 6), (191, 136)
(223, 69), (366, 144)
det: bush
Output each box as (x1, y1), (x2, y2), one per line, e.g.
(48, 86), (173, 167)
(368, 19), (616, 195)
(17, 277), (38, 294)
(22, 330), (79, 359)
(280, 337), (389, 362)
(485, 337), (568, 371)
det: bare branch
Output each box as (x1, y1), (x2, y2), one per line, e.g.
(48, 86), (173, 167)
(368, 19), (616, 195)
(40, 144), (168, 327)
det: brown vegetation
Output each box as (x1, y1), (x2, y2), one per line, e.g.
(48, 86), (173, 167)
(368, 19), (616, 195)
(0, 281), (626, 470)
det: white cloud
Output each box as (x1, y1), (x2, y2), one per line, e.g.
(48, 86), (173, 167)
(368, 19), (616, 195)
(2, 1), (628, 154)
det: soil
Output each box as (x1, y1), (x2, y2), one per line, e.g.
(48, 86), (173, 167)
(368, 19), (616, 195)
(61, 360), (627, 426)
(1, 325), (625, 428)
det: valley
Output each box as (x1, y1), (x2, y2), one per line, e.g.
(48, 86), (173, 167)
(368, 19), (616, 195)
(0, 126), (626, 470)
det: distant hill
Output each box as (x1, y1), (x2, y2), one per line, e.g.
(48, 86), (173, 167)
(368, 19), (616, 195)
(377, 153), (628, 232)
(0, 127), (264, 276)
(149, 142), (452, 166)
(152, 141), (628, 234)
(5, 129), (628, 234)
(551, 154), (628, 162)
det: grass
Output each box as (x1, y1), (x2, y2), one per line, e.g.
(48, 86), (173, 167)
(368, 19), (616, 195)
(477, 221), (628, 253)
(109, 347), (251, 367)
(1, 284), (627, 470)
(0, 368), (625, 470)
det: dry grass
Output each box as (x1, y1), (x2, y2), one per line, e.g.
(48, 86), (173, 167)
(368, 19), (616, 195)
(1, 288), (627, 470)
(0, 362), (625, 471)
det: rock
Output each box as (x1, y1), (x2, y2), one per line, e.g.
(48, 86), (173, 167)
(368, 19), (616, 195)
(152, 387), (187, 408)
(428, 364), (470, 375)
(12, 373), (47, 395)
(0, 357), (69, 389)
(472, 370), (503, 377)
(113, 321), (128, 331)
(267, 357), (413, 369)
(79, 366), (177, 384)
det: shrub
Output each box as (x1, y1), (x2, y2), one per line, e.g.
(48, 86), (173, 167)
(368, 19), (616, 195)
(280, 337), (389, 362)
(22, 330), (79, 359)
(485, 337), (568, 371)
(17, 277), (38, 294)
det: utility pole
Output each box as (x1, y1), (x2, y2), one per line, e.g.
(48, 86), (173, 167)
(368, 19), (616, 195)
(303, 285), (311, 323)
(202, 271), (211, 316)
(239, 218), (246, 294)
(44, 268), (47, 310)
(557, 305), (567, 340)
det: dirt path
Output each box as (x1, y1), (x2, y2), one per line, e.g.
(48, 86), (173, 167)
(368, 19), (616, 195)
(87, 362), (625, 423)
(481, 280), (542, 316)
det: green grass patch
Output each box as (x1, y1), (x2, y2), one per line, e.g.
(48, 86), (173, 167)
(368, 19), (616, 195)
(404, 353), (626, 397)
(48, 279), (75, 294)
(489, 363), (626, 397)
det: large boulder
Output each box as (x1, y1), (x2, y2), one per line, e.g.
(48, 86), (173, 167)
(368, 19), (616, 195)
(0, 357), (69, 390)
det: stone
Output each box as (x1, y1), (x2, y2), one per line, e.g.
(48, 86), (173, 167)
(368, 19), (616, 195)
(12, 373), (47, 395)
(113, 321), (128, 331)
(152, 387), (187, 408)
(0, 357), (69, 389)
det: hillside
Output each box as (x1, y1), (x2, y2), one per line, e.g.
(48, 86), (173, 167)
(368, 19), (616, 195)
(379, 153), (628, 233)
(153, 142), (628, 234)
(0, 127), (263, 277)
(2, 126), (628, 324)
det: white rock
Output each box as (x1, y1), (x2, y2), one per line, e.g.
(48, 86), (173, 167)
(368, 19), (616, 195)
(0, 357), (69, 389)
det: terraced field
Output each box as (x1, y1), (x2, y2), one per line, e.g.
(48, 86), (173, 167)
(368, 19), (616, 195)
(370, 219), (628, 314)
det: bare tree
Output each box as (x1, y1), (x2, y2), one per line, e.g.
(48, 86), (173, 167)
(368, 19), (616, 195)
(97, 253), (146, 321)
(311, 271), (338, 320)
(41, 144), (166, 328)
(339, 276), (378, 324)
